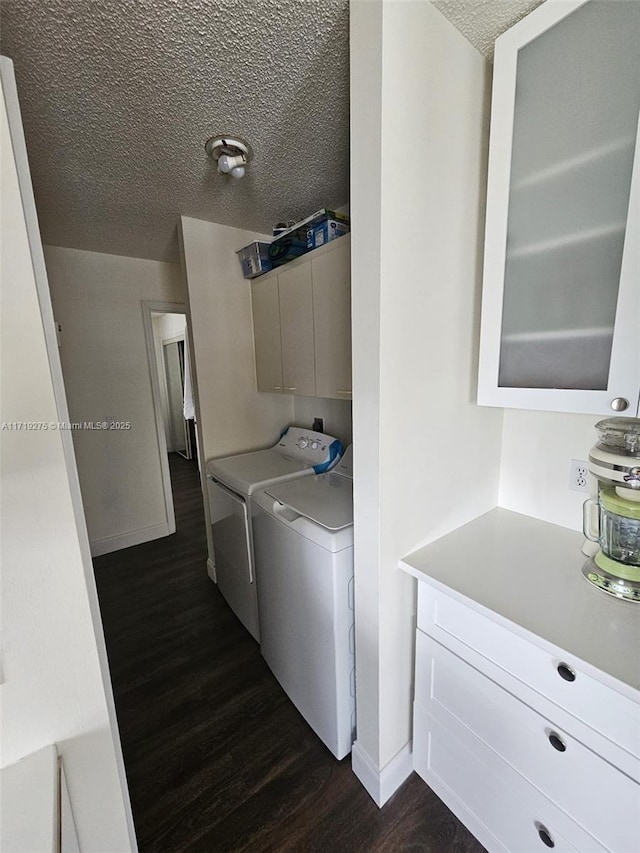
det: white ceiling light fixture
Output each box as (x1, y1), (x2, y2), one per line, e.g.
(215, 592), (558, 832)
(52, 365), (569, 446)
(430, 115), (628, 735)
(205, 134), (251, 179)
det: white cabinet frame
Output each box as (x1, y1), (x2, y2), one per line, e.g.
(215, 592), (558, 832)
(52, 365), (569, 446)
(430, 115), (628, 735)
(477, 0), (640, 416)
(251, 235), (352, 401)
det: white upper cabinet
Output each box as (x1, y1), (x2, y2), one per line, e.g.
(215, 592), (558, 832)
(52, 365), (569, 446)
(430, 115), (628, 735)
(312, 237), (352, 400)
(478, 0), (640, 416)
(278, 261), (316, 396)
(250, 235), (351, 400)
(252, 274), (283, 394)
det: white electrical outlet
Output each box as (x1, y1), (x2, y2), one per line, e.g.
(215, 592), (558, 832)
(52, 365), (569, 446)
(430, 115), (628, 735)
(569, 459), (590, 492)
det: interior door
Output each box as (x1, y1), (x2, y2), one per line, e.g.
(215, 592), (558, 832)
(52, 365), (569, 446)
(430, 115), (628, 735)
(163, 339), (190, 458)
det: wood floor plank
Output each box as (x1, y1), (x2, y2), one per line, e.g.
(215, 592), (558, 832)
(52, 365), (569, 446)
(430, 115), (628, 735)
(93, 453), (486, 852)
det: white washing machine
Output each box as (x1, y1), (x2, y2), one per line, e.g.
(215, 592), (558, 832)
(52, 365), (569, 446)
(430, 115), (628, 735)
(251, 446), (354, 759)
(205, 427), (342, 642)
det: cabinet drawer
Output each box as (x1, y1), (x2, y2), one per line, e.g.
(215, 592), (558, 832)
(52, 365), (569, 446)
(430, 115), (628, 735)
(416, 632), (640, 853)
(413, 704), (608, 853)
(417, 586), (640, 769)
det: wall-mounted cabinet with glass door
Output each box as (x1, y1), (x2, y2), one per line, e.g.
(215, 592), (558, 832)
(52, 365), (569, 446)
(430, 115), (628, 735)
(478, 0), (640, 416)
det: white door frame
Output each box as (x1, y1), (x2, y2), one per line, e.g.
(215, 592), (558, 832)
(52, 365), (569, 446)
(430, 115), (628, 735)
(141, 300), (189, 535)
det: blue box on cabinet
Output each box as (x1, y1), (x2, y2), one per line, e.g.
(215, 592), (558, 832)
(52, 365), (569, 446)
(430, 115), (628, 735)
(268, 209), (350, 268)
(305, 212), (350, 249)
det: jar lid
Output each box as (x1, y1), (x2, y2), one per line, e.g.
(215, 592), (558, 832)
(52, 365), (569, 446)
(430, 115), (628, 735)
(595, 417), (640, 457)
(600, 486), (640, 519)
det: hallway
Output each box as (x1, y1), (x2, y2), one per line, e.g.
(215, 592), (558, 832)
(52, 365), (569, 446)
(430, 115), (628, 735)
(93, 454), (485, 852)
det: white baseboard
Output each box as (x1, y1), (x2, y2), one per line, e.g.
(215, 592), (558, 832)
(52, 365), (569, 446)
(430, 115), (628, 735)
(351, 739), (413, 807)
(206, 557), (217, 582)
(90, 522), (173, 557)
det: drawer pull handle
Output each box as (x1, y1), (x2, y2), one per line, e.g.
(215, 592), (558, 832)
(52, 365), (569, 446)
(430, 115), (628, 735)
(536, 824), (555, 848)
(548, 732), (566, 752)
(556, 662), (575, 682)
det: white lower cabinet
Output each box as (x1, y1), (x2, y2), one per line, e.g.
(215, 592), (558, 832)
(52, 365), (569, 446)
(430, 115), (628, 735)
(413, 708), (604, 853)
(412, 585), (640, 853)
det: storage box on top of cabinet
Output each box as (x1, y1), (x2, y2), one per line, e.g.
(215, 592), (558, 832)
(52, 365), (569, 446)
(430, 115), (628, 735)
(477, 0), (640, 416)
(305, 211), (350, 250)
(268, 209), (350, 268)
(251, 234), (351, 401)
(236, 241), (272, 279)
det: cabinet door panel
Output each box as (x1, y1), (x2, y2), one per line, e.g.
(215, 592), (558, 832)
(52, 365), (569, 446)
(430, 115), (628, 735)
(312, 238), (352, 400)
(479, 0), (640, 414)
(278, 263), (316, 396)
(413, 703), (609, 853)
(251, 276), (283, 393)
(416, 632), (638, 853)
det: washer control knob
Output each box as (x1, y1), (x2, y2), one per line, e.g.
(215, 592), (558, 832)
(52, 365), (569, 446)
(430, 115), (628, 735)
(610, 397), (629, 411)
(297, 437), (308, 449)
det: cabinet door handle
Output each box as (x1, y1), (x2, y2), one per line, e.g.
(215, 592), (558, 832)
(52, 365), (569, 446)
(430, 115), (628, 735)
(283, 386), (296, 392)
(556, 662), (576, 682)
(547, 732), (566, 752)
(272, 386), (282, 391)
(535, 823), (555, 848)
(336, 389), (352, 396)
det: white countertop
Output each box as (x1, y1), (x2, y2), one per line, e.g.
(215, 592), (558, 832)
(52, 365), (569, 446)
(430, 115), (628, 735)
(400, 508), (640, 694)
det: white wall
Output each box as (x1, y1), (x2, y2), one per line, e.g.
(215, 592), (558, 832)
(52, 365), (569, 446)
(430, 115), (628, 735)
(499, 409), (598, 530)
(179, 216), (294, 460)
(1, 61), (134, 851)
(350, 0), (503, 790)
(44, 246), (184, 554)
(179, 216), (294, 560)
(293, 396), (353, 447)
(350, 0), (385, 774)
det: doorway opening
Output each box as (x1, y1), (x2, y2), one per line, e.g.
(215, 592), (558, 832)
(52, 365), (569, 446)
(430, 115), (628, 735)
(162, 336), (197, 461)
(142, 300), (199, 536)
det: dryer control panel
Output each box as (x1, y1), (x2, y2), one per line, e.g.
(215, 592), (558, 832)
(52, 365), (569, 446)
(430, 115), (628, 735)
(277, 426), (343, 473)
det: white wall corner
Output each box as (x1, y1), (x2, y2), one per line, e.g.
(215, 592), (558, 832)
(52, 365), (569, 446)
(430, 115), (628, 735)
(351, 740), (413, 807)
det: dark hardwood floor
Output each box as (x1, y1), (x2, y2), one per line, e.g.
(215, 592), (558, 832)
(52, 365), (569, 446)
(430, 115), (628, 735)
(93, 453), (486, 853)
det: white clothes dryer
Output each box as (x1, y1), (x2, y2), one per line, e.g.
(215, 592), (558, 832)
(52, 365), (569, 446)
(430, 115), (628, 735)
(205, 427), (342, 641)
(251, 446), (354, 759)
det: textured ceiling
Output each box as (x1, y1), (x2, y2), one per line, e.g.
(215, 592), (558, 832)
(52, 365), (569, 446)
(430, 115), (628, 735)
(1, 0), (542, 263)
(0, 0), (350, 261)
(433, 0), (544, 59)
